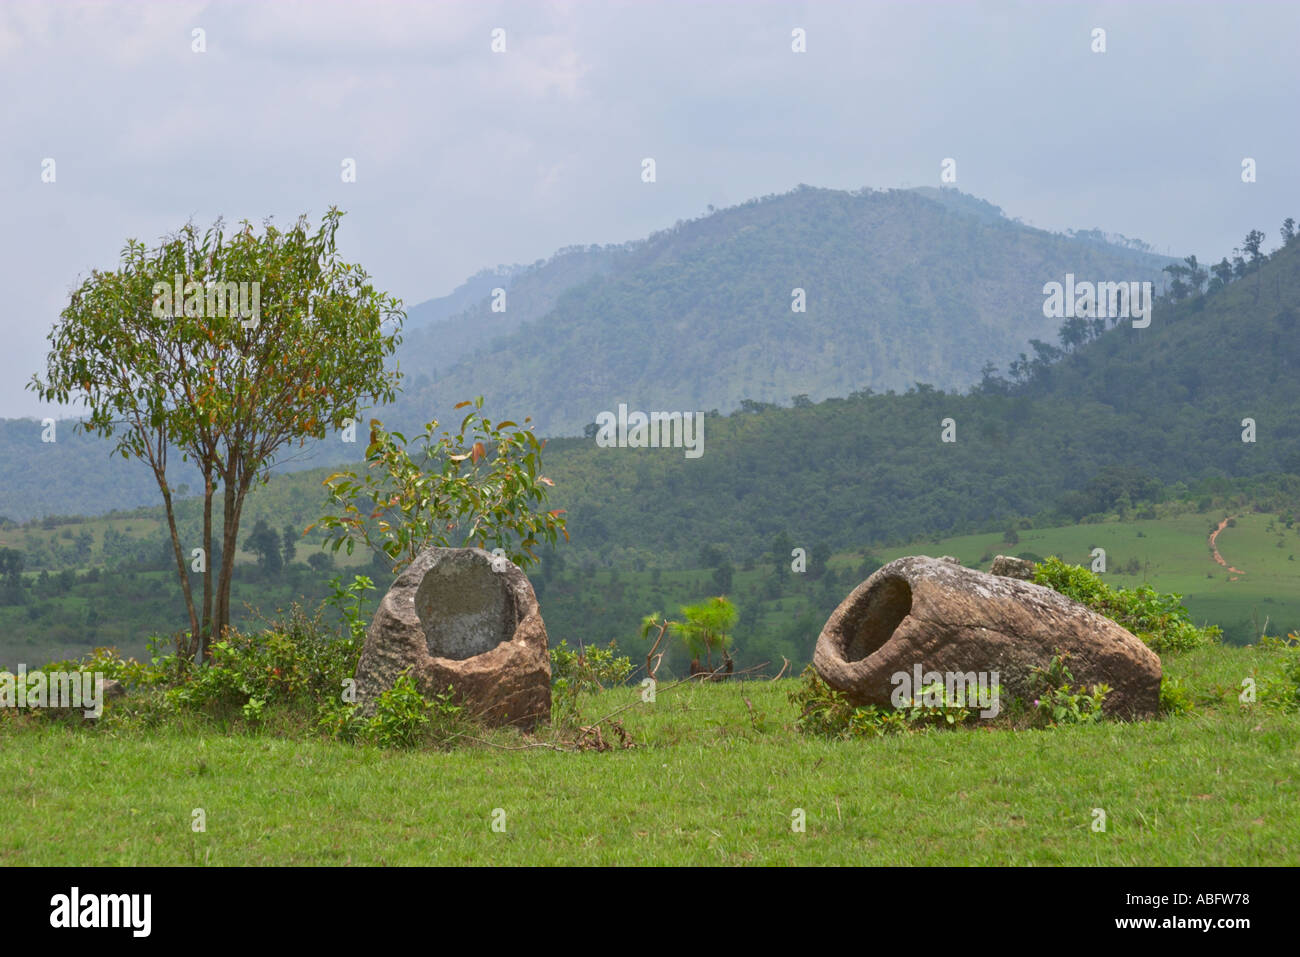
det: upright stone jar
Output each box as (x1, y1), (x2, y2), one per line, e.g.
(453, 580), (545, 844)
(354, 547), (551, 729)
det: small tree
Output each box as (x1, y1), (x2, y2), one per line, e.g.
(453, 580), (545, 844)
(311, 398), (567, 572)
(639, 612), (678, 681)
(307, 552), (334, 572)
(1209, 257), (1233, 292)
(0, 548), (22, 588)
(281, 524), (298, 567)
(30, 209), (402, 660)
(642, 597), (738, 680)
(1240, 229), (1268, 302)
(242, 519), (283, 576)
(678, 597), (738, 677)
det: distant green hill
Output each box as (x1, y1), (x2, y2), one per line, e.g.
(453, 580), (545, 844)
(391, 184), (1174, 436)
(403, 264), (522, 335)
(399, 247), (615, 375)
(4, 230), (1297, 568)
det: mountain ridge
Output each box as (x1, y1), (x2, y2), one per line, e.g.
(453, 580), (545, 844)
(390, 184), (1174, 436)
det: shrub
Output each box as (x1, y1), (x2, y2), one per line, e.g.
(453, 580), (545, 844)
(1250, 632), (1300, 713)
(788, 667), (982, 737)
(552, 639), (632, 692)
(551, 639), (632, 726)
(43, 644), (167, 690)
(903, 683), (978, 728)
(241, 696), (266, 727)
(363, 672), (436, 748)
(315, 697), (362, 741)
(1024, 652), (1110, 726)
(312, 399), (568, 572)
(326, 574), (375, 645)
(1033, 556), (1220, 653)
(163, 602), (360, 717)
(1159, 676), (1194, 716)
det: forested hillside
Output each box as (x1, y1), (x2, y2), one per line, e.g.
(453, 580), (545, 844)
(540, 232), (1300, 567)
(402, 264), (522, 334)
(399, 246), (615, 375)
(391, 185), (1174, 436)
(5, 229), (1294, 568)
(5, 225), (1295, 557)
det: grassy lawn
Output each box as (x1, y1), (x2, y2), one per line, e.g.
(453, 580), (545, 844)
(2, 644), (1296, 866)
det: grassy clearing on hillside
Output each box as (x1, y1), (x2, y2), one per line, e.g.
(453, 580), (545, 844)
(2, 644), (1296, 866)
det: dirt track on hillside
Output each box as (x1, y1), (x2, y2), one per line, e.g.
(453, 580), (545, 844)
(1209, 517), (1245, 578)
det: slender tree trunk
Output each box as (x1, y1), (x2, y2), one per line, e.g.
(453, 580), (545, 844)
(159, 479), (201, 655)
(199, 465), (215, 661)
(214, 469), (253, 650)
(214, 472), (238, 653)
(645, 622), (670, 681)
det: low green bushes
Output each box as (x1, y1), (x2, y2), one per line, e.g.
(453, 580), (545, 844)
(11, 584), (479, 747)
(1033, 556), (1220, 653)
(550, 639), (633, 726)
(789, 651), (1111, 740)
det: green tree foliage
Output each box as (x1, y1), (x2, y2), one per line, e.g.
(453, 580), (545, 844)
(312, 398), (567, 572)
(281, 524), (298, 567)
(242, 519), (283, 576)
(675, 596), (737, 672)
(29, 209), (402, 659)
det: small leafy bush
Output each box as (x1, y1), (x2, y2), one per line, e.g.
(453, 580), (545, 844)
(1249, 631), (1300, 713)
(315, 697), (362, 741)
(789, 666), (861, 737)
(326, 574), (376, 645)
(1025, 652), (1110, 727)
(1159, 676), (1194, 716)
(362, 672), (433, 748)
(551, 639), (633, 726)
(1033, 557), (1220, 653)
(42, 645), (159, 689)
(788, 667), (966, 738)
(552, 639), (633, 692)
(904, 682), (994, 728)
(162, 603), (359, 719)
(312, 399), (568, 572)
(241, 696), (266, 727)
(1284, 655), (1300, 712)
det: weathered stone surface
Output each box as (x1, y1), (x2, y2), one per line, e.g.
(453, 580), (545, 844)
(813, 556), (1161, 718)
(354, 547), (551, 729)
(991, 555), (1036, 580)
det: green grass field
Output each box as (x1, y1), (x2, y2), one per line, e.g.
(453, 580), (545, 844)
(2, 643), (1296, 866)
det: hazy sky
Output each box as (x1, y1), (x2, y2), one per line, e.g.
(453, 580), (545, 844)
(2, 0), (1297, 418)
